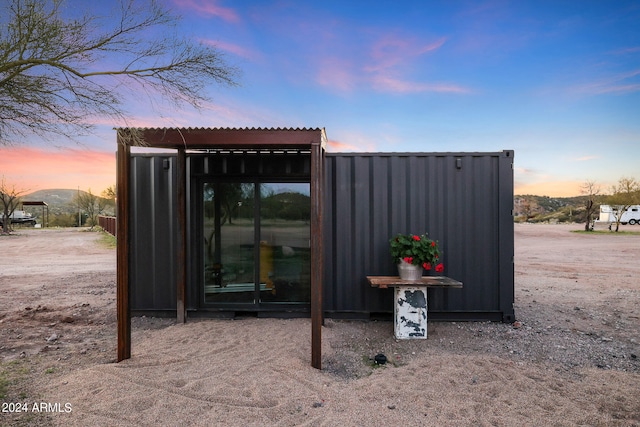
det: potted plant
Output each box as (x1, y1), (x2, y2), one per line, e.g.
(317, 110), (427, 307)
(389, 232), (444, 280)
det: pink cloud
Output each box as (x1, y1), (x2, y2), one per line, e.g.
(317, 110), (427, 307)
(314, 33), (469, 95)
(611, 46), (640, 55)
(200, 39), (260, 61)
(572, 69), (640, 95)
(90, 114), (160, 129)
(573, 155), (599, 162)
(172, 0), (239, 23)
(514, 167), (536, 176)
(326, 139), (362, 152)
(246, 6), (466, 96)
(365, 36), (446, 73)
(0, 147), (115, 192)
(316, 57), (357, 93)
(325, 132), (378, 152)
(371, 75), (471, 94)
(363, 36), (471, 94)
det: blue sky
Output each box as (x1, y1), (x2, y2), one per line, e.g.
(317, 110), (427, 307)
(3, 0), (639, 196)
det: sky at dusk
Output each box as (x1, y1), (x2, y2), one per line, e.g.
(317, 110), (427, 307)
(2, 0), (639, 197)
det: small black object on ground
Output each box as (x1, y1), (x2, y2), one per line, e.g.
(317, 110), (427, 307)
(374, 353), (387, 365)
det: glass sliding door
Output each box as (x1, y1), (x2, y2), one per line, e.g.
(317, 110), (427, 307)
(203, 182), (256, 304)
(202, 181), (310, 307)
(259, 183), (310, 304)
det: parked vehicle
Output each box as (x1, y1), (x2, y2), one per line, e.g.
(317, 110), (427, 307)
(598, 205), (640, 225)
(0, 210), (37, 226)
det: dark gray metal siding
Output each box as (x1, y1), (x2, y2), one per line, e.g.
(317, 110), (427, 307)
(130, 154), (177, 311)
(323, 152), (514, 321)
(128, 151), (514, 321)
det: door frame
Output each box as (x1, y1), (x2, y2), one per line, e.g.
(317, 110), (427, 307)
(196, 177), (312, 313)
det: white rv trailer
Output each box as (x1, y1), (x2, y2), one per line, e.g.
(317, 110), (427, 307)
(598, 205), (640, 225)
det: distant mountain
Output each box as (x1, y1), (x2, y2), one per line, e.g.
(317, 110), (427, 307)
(514, 195), (591, 223)
(23, 189), (81, 211)
(22, 189), (108, 216)
(25, 188), (76, 202)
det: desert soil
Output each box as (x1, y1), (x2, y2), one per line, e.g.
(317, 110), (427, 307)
(0, 224), (639, 426)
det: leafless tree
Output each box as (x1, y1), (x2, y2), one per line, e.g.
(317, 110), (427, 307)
(607, 177), (640, 232)
(74, 188), (106, 229)
(580, 180), (601, 231)
(0, 0), (239, 144)
(0, 177), (27, 233)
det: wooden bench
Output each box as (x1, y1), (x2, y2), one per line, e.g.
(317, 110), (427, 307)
(367, 276), (463, 339)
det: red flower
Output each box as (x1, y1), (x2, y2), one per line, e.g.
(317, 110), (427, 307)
(431, 241), (436, 247)
(435, 263), (444, 273)
(423, 262), (432, 270)
(403, 256), (413, 264)
(412, 235), (420, 241)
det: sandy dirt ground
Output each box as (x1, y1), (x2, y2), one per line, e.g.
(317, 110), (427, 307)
(0, 224), (639, 426)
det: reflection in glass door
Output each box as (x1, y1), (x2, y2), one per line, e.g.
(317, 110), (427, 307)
(202, 181), (310, 307)
(203, 182), (255, 304)
(259, 183), (310, 304)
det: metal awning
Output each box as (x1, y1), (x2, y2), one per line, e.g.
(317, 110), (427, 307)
(114, 127), (326, 149)
(115, 127), (326, 369)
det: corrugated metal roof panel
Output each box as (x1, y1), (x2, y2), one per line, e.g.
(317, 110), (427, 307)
(115, 127), (327, 149)
(114, 126), (325, 131)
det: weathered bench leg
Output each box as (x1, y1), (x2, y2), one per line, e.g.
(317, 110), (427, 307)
(394, 286), (428, 339)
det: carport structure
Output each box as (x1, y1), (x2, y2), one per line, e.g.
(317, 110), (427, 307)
(21, 200), (49, 227)
(115, 127), (326, 369)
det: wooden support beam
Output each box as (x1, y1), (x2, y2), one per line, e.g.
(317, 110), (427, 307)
(176, 148), (187, 324)
(115, 127), (326, 365)
(116, 139), (131, 361)
(310, 141), (324, 369)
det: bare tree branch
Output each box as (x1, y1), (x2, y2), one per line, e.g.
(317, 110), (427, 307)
(0, 0), (240, 144)
(74, 188), (106, 229)
(607, 177), (640, 232)
(0, 177), (29, 233)
(580, 180), (601, 231)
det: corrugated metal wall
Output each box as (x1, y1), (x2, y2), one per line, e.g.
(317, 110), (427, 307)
(129, 151), (514, 321)
(130, 154), (177, 311)
(323, 152), (514, 321)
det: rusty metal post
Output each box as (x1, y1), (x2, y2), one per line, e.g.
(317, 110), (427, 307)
(116, 138), (131, 361)
(310, 140), (324, 369)
(176, 148), (187, 323)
